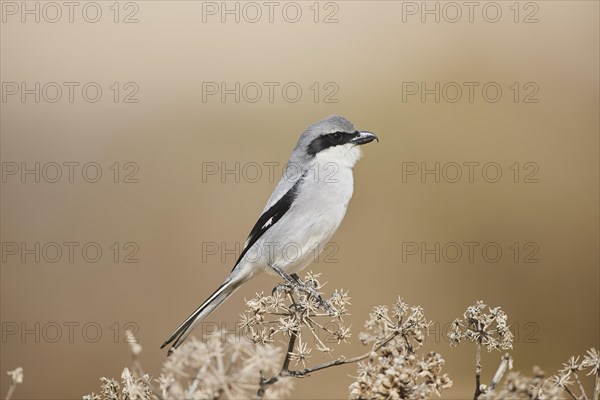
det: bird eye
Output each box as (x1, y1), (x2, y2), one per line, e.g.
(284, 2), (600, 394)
(330, 132), (343, 142)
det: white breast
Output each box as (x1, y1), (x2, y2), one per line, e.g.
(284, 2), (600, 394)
(254, 163), (355, 275)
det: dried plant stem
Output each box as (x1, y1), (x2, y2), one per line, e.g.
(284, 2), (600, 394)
(257, 292), (299, 400)
(489, 353), (512, 391)
(474, 339), (483, 400)
(258, 327), (401, 399)
(257, 371), (267, 400)
(130, 345), (165, 400)
(282, 330), (298, 373)
(572, 371), (589, 400)
(5, 383), (17, 400)
(594, 373), (600, 400)
(563, 385), (578, 400)
(186, 365), (208, 399)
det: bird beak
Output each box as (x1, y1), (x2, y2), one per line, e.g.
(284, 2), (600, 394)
(351, 131), (379, 145)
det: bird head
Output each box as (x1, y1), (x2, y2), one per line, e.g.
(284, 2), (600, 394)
(292, 115), (378, 169)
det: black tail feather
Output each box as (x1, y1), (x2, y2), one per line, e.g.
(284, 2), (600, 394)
(161, 280), (236, 355)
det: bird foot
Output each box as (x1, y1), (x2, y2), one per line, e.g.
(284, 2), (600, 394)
(301, 285), (336, 315)
(272, 282), (295, 295)
(271, 268), (336, 315)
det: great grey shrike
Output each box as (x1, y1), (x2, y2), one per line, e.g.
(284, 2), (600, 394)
(162, 115), (378, 355)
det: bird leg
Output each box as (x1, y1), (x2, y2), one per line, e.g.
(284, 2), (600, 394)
(271, 281), (295, 295)
(271, 266), (300, 294)
(271, 273), (303, 295)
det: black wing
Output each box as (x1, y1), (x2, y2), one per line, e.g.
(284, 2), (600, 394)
(232, 179), (302, 270)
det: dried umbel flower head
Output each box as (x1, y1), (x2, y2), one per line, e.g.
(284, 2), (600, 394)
(581, 347), (600, 376)
(448, 301), (514, 399)
(481, 366), (564, 400)
(349, 351), (453, 400)
(358, 298), (431, 354)
(161, 332), (293, 399)
(82, 371), (156, 400)
(5, 367), (24, 400)
(6, 367), (23, 384)
(240, 271), (352, 365)
(480, 348), (600, 400)
(448, 301), (514, 352)
(85, 329), (293, 400)
(349, 298), (452, 399)
(548, 347), (600, 400)
(82, 281), (593, 400)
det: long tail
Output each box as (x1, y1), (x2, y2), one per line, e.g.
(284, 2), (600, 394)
(161, 277), (242, 355)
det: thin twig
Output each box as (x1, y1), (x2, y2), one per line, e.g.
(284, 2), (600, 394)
(572, 370), (589, 400)
(185, 365), (207, 399)
(5, 382), (17, 400)
(4, 368), (22, 400)
(257, 370), (267, 400)
(282, 330), (298, 373)
(292, 328), (401, 375)
(474, 338), (483, 400)
(258, 292), (298, 400)
(489, 353), (512, 391)
(564, 385), (579, 400)
(260, 328), (401, 392)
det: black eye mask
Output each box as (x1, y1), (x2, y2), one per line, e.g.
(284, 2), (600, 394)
(307, 131), (359, 156)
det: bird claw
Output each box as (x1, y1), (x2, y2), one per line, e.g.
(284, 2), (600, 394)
(292, 280), (336, 315)
(272, 283), (294, 295)
(271, 268), (336, 315)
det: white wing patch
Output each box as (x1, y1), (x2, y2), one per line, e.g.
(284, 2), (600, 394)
(243, 216), (274, 250)
(264, 217), (274, 228)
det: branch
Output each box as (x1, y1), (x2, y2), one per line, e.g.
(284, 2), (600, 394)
(564, 385), (579, 400)
(474, 339), (483, 400)
(259, 327), (402, 394)
(282, 330), (298, 373)
(5, 382), (17, 400)
(488, 353), (512, 391)
(185, 365), (207, 399)
(4, 368), (23, 400)
(257, 292), (299, 400)
(572, 371), (589, 400)
(286, 331), (399, 378)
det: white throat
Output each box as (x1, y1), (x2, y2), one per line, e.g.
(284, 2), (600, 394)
(313, 144), (363, 169)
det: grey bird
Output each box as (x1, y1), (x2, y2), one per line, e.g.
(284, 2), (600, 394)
(161, 115), (378, 355)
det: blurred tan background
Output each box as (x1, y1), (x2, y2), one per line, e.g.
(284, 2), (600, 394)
(1, 1), (598, 398)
